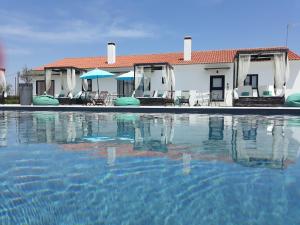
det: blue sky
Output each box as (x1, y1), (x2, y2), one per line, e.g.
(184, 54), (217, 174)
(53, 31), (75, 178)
(1, 0), (300, 84)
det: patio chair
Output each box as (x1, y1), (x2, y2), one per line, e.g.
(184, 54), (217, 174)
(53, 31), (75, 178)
(154, 90), (168, 98)
(177, 90), (190, 106)
(88, 91), (108, 106)
(198, 92), (210, 106)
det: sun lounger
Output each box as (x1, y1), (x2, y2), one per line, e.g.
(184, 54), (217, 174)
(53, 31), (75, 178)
(93, 91), (108, 105)
(56, 92), (72, 105)
(137, 90), (173, 105)
(237, 86), (253, 97)
(258, 85), (275, 97)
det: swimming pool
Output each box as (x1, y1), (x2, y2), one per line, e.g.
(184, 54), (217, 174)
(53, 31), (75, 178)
(0, 111), (300, 224)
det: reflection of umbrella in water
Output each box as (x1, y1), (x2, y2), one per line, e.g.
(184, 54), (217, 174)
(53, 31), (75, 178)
(80, 69), (114, 97)
(115, 114), (139, 122)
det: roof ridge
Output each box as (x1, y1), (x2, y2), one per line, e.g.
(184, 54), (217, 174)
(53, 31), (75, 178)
(33, 46), (300, 71)
(54, 46), (290, 60)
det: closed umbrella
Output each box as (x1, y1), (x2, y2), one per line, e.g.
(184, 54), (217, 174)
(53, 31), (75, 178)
(80, 69), (114, 97)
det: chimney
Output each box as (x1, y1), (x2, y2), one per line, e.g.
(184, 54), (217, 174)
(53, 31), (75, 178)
(107, 42), (116, 64)
(184, 36), (192, 61)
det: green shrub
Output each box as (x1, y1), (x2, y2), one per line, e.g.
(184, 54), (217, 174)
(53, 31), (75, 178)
(5, 96), (20, 104)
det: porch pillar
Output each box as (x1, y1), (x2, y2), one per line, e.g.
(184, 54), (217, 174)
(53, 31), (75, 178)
(134, 66), (144, 97)
(45, 69), (52, 93)
(237, 55), (251, 87)
(66, 68), (76, 97)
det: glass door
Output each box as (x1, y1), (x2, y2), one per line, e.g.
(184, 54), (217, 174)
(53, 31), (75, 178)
(210, 75), (225, 101)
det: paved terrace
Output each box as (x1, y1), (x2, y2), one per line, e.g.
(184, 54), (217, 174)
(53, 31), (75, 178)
(1, 105), (300, 115)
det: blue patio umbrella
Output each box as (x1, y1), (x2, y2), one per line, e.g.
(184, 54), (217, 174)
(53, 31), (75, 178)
(80, 69), (114, 96)
(115, 71), (134, 81)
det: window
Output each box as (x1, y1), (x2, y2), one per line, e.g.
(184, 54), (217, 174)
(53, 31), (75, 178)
(117, 80), (134, 97)
(210, 75), (225, 101)
(36, 80), (55, 96)
(244, 74), (258, 89)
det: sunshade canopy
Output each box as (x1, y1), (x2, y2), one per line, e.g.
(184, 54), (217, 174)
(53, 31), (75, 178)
(115, 71), (134, 81)
(80, 69), (114, 80)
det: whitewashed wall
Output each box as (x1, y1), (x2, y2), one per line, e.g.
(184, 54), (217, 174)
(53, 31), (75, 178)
(173, 63), (234, 106)
(30, 59), (300, 102)
(247, 61), (275, 86)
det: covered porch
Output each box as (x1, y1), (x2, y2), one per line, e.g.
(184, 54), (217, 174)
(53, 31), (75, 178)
(133, 62), (175, 105)
(233, 48), (289, 107)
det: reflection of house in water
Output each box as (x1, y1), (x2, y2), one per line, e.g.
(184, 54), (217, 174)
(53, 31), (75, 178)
(2, 111), (300, 170)
(134, 115), (173, 153)
(116, 114), (136, 141)
(202, 116), (230, 155)
(209, 116), (224, 140)
(15, 112), (118, 144)
(231, 117), (299, 169)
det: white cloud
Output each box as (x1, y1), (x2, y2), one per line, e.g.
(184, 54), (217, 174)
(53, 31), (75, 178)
(0, 6), (157, 44)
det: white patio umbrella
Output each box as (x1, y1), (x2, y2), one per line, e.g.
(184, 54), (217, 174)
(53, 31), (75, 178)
(115, 71), (134, 81)
(80, 69), (114, 96)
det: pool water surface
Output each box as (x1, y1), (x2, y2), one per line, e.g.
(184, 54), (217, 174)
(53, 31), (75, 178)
(0, 111), (300, 225)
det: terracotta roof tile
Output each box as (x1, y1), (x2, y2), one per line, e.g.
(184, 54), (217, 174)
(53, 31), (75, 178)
(34, 47), (300, 71)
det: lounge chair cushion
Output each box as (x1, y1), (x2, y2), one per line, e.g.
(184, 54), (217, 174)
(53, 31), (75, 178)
(238, 86), (253, 97)
(258, 85), (275, 97)
(114, 97), (140, 106)
(263, 91), (271, 96)
(241, 92), (250, 97)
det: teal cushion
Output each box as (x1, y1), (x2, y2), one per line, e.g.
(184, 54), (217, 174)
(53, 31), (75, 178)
(286, 93), (300, 107)
(241, 92), (250, 96)
(157, 93), (163, 97)
(144, 94), (150, 97)
(114, 97), (140, 106)
(263, 91), (271, 96)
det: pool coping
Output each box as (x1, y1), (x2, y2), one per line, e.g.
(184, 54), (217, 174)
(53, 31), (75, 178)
(1, 105), (300, 115)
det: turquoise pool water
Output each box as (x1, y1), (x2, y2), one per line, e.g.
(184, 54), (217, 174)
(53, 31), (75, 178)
(0, 111), (300, 224)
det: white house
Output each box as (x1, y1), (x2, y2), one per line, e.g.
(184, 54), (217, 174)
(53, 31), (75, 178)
(30, 37), (300, 106)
